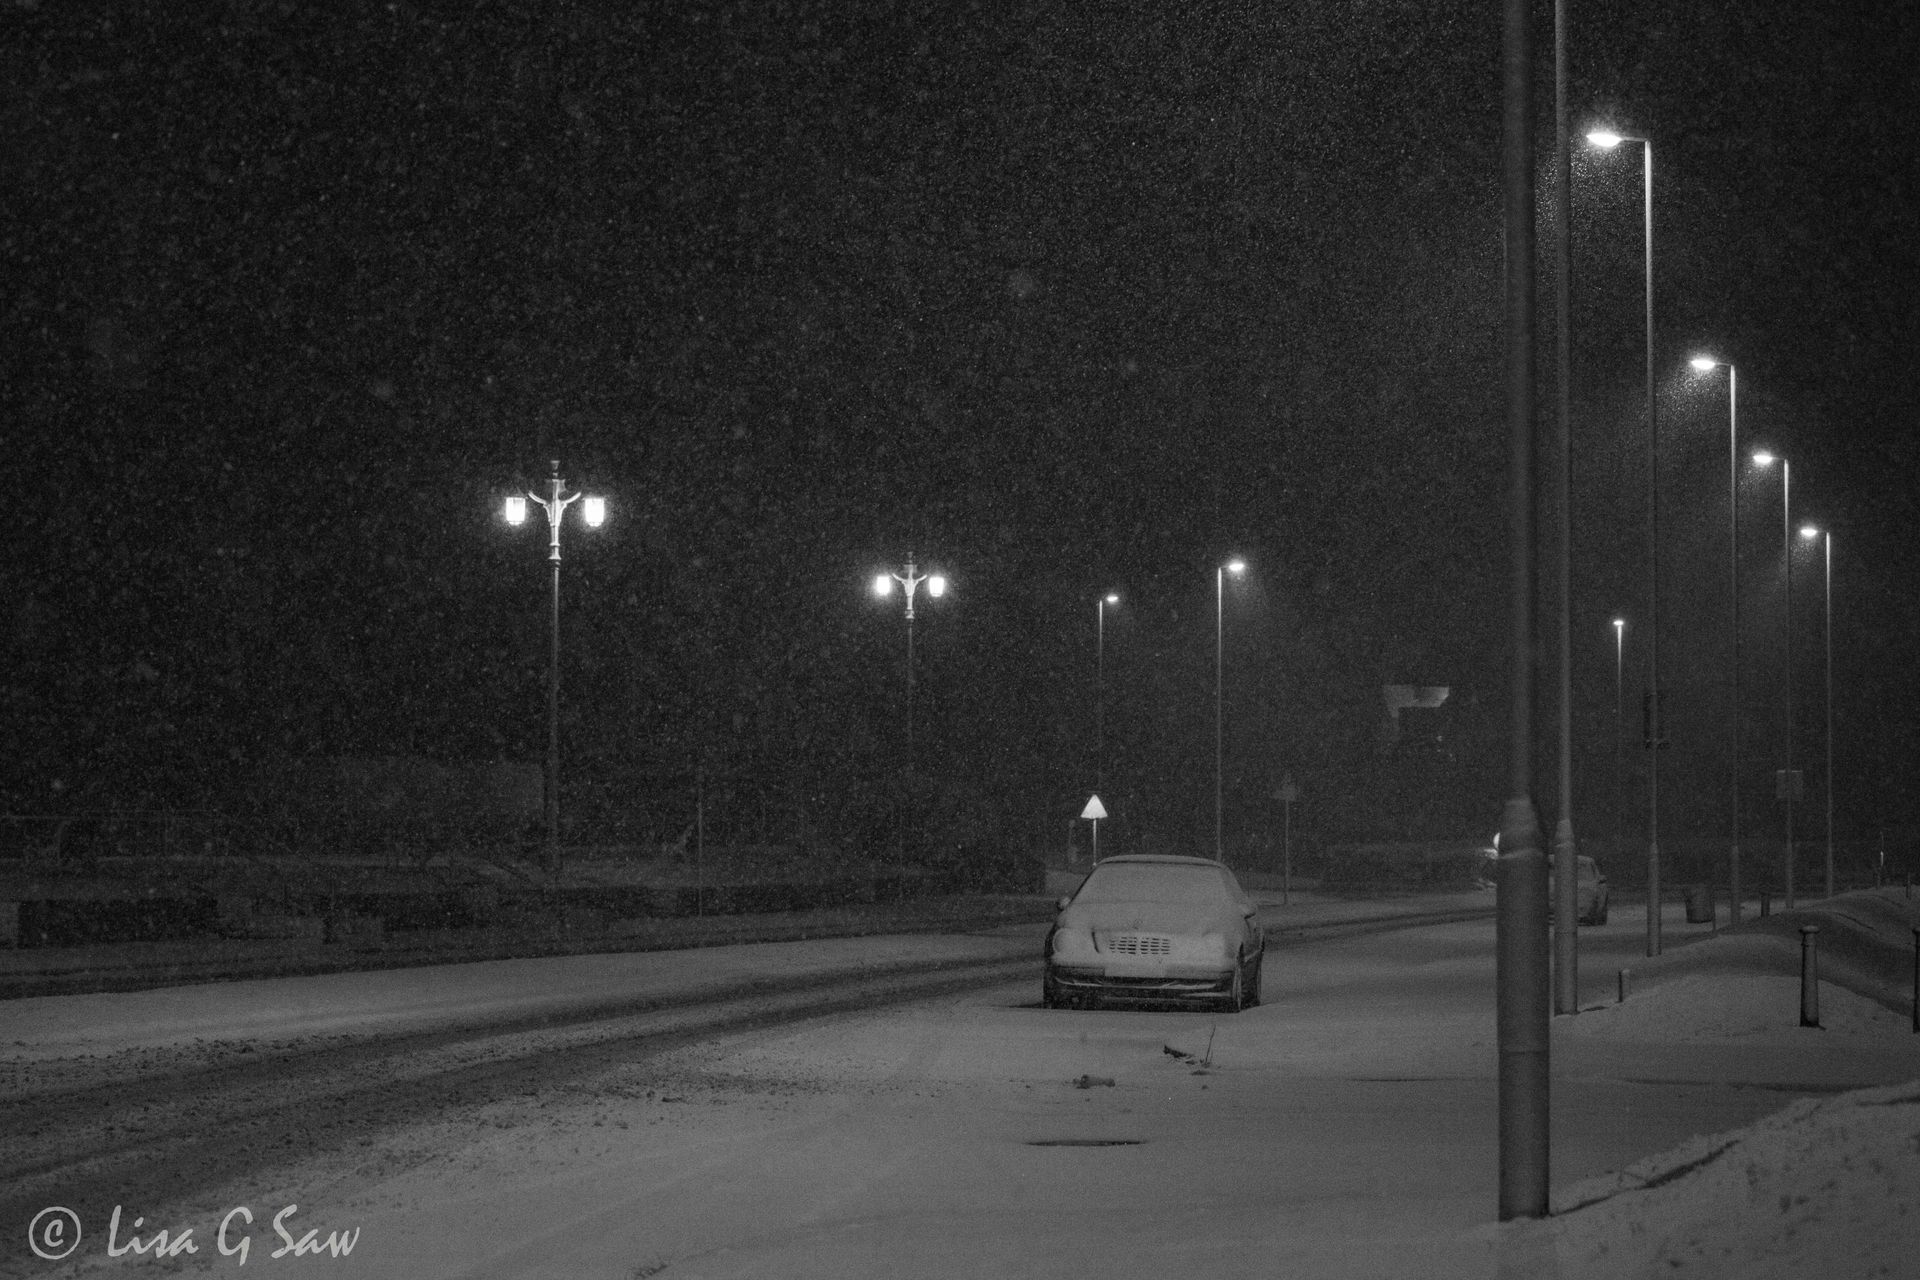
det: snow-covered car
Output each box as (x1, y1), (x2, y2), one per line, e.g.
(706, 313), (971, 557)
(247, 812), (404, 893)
(1042, 854), (1264, 1012)
(1549, 853), (1610, 925)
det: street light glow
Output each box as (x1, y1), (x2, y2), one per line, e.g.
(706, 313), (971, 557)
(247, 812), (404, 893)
(582, 496), (606, 527)
(1225, 558), (1246, 575)
(1800, 524), (1821, 540)
(503, 495), (528, 525)
(1753, 450), (1776, 467)
(1586, 129), (1625, 148)
(873, 574), (893, 597)
(1690, 356), (1720, 372)
(927, 574), (947, 598)
(1105, 592), (1120, 604)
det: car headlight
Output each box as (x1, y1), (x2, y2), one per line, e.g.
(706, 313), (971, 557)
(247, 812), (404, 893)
(1200, 930), (1234, 962)
(1050, 927), (1094, 960)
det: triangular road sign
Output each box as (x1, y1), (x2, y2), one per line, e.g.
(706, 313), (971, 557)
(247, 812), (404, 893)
(1080, 795), (1108, 820)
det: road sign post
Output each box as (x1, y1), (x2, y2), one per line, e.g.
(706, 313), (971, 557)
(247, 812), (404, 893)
(1081, 795), (1108, 865)
(1274, 775), (1300, 905)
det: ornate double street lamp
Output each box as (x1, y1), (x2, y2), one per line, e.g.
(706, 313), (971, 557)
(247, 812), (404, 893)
(1215, 558), (1246, 862)
(503, 460), (606, 871)
(1691, 356), (1744, 924)
(872, 554), (947, 773)
(1588, 127), (1665, 957)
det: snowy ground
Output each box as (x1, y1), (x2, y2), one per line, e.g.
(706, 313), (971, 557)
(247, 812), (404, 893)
(1509, 890), (1920, 1278)
(6, 889), (1919, 1279)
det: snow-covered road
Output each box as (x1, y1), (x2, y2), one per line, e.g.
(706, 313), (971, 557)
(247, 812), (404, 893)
(7, 893), (1919, 1279)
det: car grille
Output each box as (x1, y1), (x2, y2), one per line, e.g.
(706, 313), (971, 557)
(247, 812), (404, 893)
(1103, 934), (1173, 956)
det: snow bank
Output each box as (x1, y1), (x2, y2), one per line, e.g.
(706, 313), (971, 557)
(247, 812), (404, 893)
(1538, 1079), (1920, 1278)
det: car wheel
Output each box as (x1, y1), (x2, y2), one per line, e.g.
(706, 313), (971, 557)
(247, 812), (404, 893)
(1223, 965), (1246, 1014)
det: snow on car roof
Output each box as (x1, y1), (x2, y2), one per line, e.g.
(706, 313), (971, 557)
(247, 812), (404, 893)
(1091, 854), (1226, 867)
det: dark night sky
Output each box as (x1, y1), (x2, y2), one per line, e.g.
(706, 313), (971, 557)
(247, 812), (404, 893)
(4, 0), (1916, 860)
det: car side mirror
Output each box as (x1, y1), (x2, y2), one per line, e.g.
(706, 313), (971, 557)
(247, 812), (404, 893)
(1241, 902), (1258, 917)
(1056, 895), (1072, 912)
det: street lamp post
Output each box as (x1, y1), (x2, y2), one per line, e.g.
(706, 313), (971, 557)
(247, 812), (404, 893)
(872, 554), (948, 774)
(1692, 356), (1743, 924)
(1801, 525), (1833, 897)
(1589, 128), (1664, 957)
(503, 459), (606, 872)
(1215, 558), (1246, 863)
(875, 552), (948, 771)
(1096, 593), (1120, 797)
(1754, 452), (1795, 907)
(1613, 617), (1627, 866)
(1549, 0), (1578, 1021)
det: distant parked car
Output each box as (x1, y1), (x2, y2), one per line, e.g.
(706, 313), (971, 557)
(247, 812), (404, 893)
(1549, 854), (1610, 925)
(1042, 854), (1264, 1012)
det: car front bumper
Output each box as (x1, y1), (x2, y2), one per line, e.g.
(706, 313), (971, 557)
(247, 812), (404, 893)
(1045, 962), (1235, 1003)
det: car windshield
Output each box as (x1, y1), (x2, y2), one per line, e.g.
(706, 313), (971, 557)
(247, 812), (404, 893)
(1074, 863), (1238, 907)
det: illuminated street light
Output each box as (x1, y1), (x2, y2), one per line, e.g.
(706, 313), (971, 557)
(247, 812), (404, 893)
(1613, 617), (1627, 870)
(503, 459), (606, 872)
(1215, 558), (1246, 862)
(1801, 524), (1834, 898)
(1752, 451), (1797, 907)
(873, 554), (948, 774)
(1691, 355), (1744, 923)
(1095, 592), (1120, 797)
(1589, 125), (1665, 957)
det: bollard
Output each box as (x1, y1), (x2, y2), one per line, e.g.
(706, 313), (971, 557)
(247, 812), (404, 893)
(1618, 968), (1631, 1004)
(1800, 925), (1822, 1029)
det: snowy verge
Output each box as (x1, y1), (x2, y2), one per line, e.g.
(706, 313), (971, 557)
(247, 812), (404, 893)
(1525, 1079), (1920, 1278)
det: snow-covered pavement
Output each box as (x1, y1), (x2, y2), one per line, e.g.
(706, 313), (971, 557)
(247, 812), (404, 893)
(6, 888), (1918, 1279)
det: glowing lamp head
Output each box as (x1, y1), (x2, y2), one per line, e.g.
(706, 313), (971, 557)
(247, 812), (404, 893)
(1690, 356), (1719, 372)
(1225, 558), (1246, 575)
(1800, 525), (1821, 540)
(582, 496), (606, 527)
(1104, 592), (1120, 604)
(1613, 617), (1625, 631)
(927, 574), (948, 598)
(873, 574), (894, 598)
(503, 495), (528, 525)
(1586, 130), (1625, 148)
(1752, 450), (1777, 468)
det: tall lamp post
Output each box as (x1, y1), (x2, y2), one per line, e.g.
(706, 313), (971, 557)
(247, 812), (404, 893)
(1095, 592), (1120, 795)
(1691, 356), (1743, 924)
(873, 554), (947, 774)
(1215, 557), (1246, 862)
(503, 460), (606, 872)
(1613, 617), (1627, 867)
(1801, 524), (1833, 897)
(1753, 452), (1795, 907)
(1589, 128), (1664, 957)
